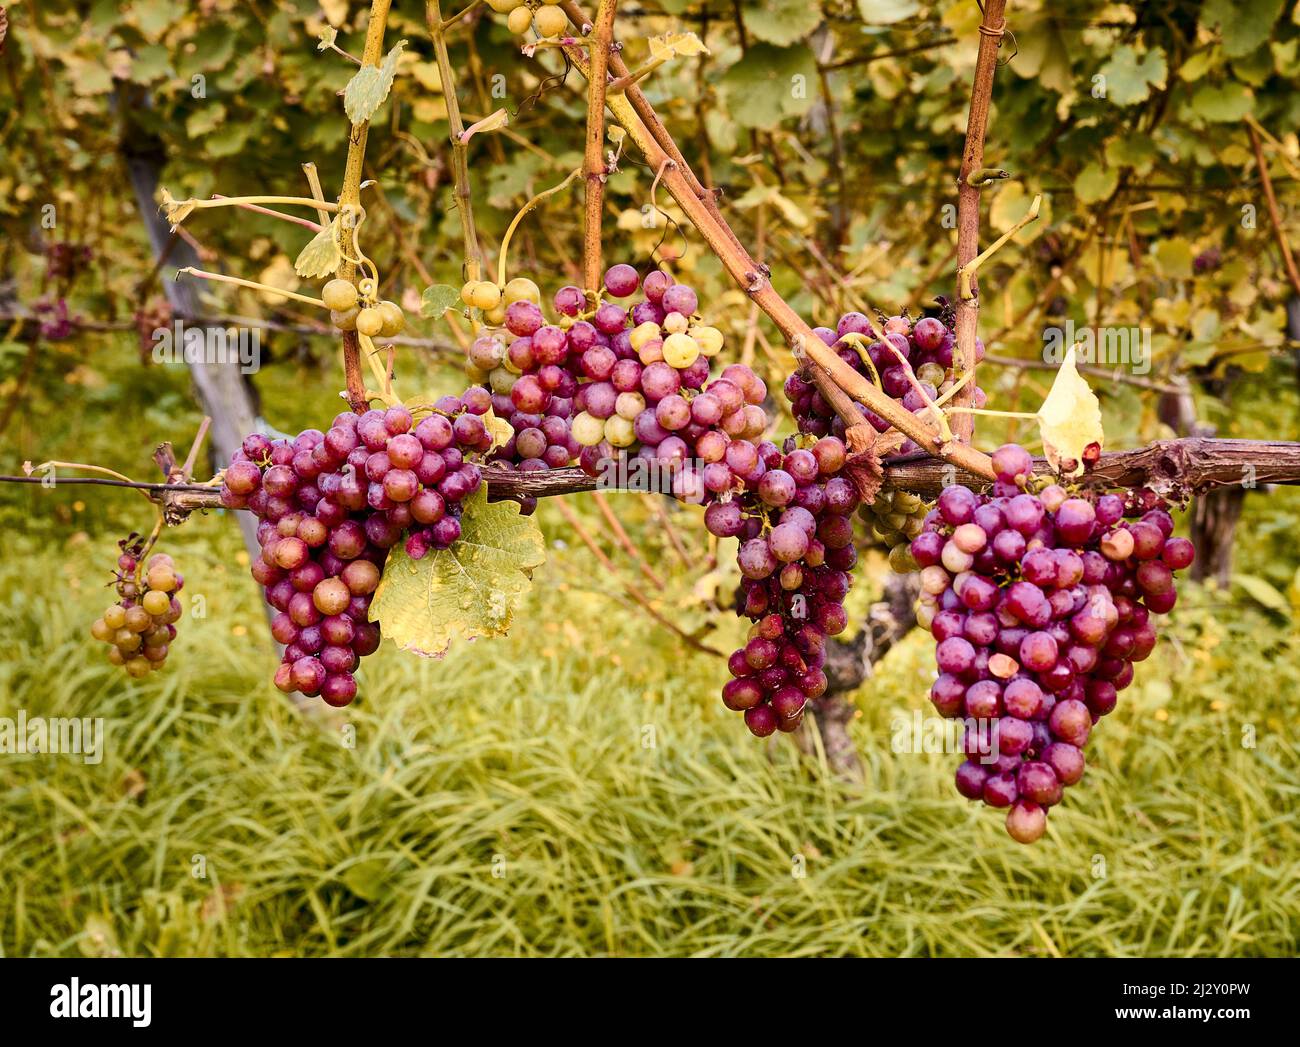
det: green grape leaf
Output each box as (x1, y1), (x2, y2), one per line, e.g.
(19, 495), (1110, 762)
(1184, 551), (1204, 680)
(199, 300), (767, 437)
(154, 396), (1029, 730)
(1200, 0), (1286, 58)
(1009, 13), (1073, 95)
(293, 216), (341, 279)
(1105, 134), (1157, 175)
(1098, 45), (1167, 106)
(721, 44), (818, 130)
(1153, 237), (1194, 279)
(344, 40), (406, 125)
(1037, 346), (1103, 476)
(1073, 162), (1118, 204)
(487, 152), (546, 208)
(1179, 48), (1220, 82)
(733, 184), (810, 228)
(206, 122), (252, 158)
(420, 283), (461, 318)
(858, 0), (921, 24)
(370, 489), (547, 658)
(132, 0), (185, 42)
(185, 103), (227, 138)
(1191, 82), (1255, 121)
(743, 0), (823, 46)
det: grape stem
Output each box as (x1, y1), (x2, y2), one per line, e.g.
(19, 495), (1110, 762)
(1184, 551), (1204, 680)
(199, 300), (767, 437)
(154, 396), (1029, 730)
(175, 267), (327, 309)
(211, 194), (322, 232)
(24, 461), (156, 505)
(581, 0), (617, 293)
(606, 54), (671, 95)
(496, 168), (583, 289)
(175, 195), (340, 215)
(885, 342), (954, 444)
(956, 194), (1042, 301)
(437, 0), (482, 32)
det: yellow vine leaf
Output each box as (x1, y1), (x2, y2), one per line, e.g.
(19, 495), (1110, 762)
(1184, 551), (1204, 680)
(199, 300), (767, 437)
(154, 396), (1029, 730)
(158, 188), (196, 228)
(344, 40), (406, 125)
(648, 32), (710, 61)
(293, 216), (342, 279)
(1037, 345), (1104, 476)
(370, 489), (546, 658)
(482, 409), (514, 454)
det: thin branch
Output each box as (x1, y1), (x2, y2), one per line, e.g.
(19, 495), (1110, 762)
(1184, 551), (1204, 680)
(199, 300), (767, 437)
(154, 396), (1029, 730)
(0, 312), (460, 354)
(1247, 120), (1300, 299)
(35, 438), (1298, 520)
(496, 169), (583, 288)
(212, 194), (322, 231)
(981, 353), (1183, 394)
(177, 417), (211, 481)
(300, 163), (332, 229)
(176, 267), (327, 308)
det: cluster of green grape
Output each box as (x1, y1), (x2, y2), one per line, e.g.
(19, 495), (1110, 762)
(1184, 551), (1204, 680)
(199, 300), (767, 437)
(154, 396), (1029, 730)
(323, 277), (406, 340)
(89, 550), (183, 677)
(859, 488), (930, 573)
(459, 275), (543, 345)
(487, 0), (570, 38)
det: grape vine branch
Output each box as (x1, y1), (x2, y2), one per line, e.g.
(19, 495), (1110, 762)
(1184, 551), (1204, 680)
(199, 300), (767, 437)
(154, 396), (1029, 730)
(7, 437), (1297, 513)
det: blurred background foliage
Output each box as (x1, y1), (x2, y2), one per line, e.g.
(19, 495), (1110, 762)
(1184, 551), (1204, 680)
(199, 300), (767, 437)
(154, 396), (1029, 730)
(1, 0), (1299, 956)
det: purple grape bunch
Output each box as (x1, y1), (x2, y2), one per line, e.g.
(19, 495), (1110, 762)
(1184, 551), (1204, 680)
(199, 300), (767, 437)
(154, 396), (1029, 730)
(913, 443), (1196, 843)
(710, 435), (863, 737)
(471, 266), (761, 495)
(218, 400), (494, 705)
(784, 310), (988, 454)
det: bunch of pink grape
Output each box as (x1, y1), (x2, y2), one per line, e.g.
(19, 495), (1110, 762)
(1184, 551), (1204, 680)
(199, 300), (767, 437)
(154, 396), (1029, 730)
(217, 402), (492, 705)
(913, 443), (1195, 843)
(708, 436), (862, 736)
(784, 309), (987, 454)
(471, 265), (757, 487)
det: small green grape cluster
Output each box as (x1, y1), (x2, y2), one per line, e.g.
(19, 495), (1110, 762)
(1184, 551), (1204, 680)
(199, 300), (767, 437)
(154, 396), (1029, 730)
(323, 277), (406, 340)
(89, 549), (183, 677)
(859, 488), (929, 573)
(487, 0), (569, 38)
(460, 275), (542, 339)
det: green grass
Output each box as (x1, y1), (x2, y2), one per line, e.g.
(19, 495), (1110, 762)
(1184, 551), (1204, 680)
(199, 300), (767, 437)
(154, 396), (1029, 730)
(1, 516), (1297, 957)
